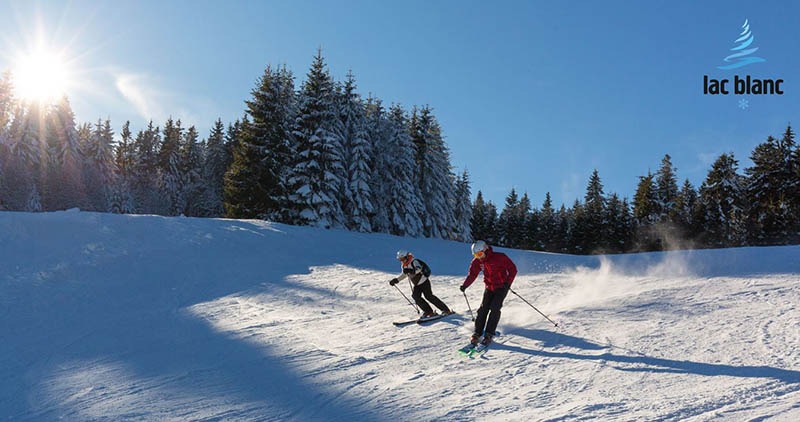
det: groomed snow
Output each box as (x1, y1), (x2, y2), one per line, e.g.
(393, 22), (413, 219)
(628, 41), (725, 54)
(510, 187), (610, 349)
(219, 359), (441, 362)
(1, 211), (799, 420)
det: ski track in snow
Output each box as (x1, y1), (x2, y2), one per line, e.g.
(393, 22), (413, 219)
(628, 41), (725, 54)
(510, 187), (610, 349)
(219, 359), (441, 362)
(1, 211), (799, 421)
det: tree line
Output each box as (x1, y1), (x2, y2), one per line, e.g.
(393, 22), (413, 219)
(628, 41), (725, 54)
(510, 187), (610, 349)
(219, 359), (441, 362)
(2, 50), (798, 253)
(0, 51), (473, 241)
(472, 129), (800, 253)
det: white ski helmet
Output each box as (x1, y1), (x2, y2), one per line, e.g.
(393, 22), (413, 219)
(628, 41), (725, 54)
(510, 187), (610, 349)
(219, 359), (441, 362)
(471, 240), (488, 255)
(396, 249), (410, 260)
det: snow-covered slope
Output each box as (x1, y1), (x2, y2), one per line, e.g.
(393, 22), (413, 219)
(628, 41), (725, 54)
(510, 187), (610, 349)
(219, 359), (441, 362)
(1, 210), (799, 420)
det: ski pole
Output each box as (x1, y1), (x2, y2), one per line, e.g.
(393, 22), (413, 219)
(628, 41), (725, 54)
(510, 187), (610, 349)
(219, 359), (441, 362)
(462, 291), (474, 321)
(394, 284), (420, 314)
(508, 288), (558, 327)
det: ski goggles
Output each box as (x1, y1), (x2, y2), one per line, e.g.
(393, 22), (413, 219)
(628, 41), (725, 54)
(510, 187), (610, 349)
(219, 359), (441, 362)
(473, 250), (486, 259)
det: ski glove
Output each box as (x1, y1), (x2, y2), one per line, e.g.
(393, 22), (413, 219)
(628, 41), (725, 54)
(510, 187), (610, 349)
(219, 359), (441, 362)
(459, 285), (467, 292)
(403, 268), (414, 274)
(389, 278), (399, 286)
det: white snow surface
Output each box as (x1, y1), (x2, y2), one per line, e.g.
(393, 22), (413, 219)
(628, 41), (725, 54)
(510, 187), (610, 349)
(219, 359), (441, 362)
(1, 210), (799, 421)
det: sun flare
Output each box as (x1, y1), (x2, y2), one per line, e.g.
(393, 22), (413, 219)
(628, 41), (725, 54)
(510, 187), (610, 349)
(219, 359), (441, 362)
(11, 48), (71, 104)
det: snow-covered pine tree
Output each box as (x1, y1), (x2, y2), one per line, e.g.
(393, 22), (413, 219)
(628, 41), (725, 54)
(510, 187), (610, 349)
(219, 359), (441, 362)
(202, 119), (228, 217)
(178, 125), (204, 216)
(603, 193), (633, 253)
(497, 188), (520, 248)
(674, 179), (698, 240)
(518, 192), (534, 249)
(555, 204), (571, 253)
(633, 172), (657, 224)
(655, 154), (679, 223)
(452, 170), (473, 242)
(83, 118), (117, 212)
(484, 201), (499, 245)
(791, 130), (800, 243)
(336, 70), (373, 232)
(44, 97), (86, 211)
(110, 121), (135, 214)
(567, 199), (585, 253)
(536, 192), (557, 251)
(699, 153), (747, 248)
(745, 128), (796, 245)
(364, 97), (390, 233)
(409, 105), (456, 239)
(1, 105), (37, 210)
(0, 71), (12, 129)
(225, 65), (295, 220)
(382, 103), (424, 237)
(115, 122), (134, 185)
(158, 118), (183, 215)
(470, 191), (491, 242)
(778, 127), (798, 235)
(581, 169), (606, 252)
(633, 171), (659, 250)
(286, 50), (346, 228)
(130, 121), (163, 214)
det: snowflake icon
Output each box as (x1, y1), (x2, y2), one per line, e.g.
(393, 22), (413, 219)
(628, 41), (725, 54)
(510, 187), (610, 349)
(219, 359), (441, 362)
(738, 98), (749, 110)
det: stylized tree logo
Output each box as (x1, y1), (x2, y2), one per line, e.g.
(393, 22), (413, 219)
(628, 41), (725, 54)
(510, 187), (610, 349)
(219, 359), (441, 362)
(718, 19), (766, 70)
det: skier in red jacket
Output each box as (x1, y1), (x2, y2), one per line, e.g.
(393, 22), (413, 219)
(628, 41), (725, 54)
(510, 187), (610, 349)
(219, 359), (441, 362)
(459, 240), (517, 346)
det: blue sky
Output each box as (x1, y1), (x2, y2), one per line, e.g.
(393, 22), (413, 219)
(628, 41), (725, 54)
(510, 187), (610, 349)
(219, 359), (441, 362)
(1, 1), (799, 208)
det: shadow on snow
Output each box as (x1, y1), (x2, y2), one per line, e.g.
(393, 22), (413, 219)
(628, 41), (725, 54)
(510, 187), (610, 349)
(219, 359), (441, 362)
(498, 328), (800, 384)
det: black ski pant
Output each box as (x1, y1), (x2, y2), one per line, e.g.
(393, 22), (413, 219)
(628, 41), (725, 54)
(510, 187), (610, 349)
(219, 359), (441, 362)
(412, 279), (449, 314)
(474, 287), (509, 337)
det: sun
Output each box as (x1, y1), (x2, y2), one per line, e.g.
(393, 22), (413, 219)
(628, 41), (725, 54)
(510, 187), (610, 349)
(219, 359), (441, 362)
(11, 48), (71, 104)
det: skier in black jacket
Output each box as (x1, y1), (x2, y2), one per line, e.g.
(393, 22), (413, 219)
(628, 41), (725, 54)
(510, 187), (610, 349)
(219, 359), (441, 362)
(389, 250), (453, 318)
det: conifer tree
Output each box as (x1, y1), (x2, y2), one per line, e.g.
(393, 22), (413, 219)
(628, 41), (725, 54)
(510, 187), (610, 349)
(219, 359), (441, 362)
(497, 188), (519, 247)
(108, 125), (135, 217)
(555, 204), (570, 253)
(337, 70), (373, 231)
(471, 190), (491, 242)
(581, 169), (606, 252)
(3, 104), (44, 210)
(115, 121), (134, 182)
(0, 71), (12, 131)
(604, 193), (633, 253)
(536, 192), (557, 251)
(44, 97), (85, 210)
(381, 104), (424, 236)
(83, 118), (116, 211)
(231, 65), (295, 220)
(453, 170), (473, 242)
(484, 201), (499, 244)
(674, 179), (698, 239)
(655, 154), (679, 222)
(745, 128), (797, 244)
(130, 121), (162, 214)
(633, 172), (659, 250)
(364, 98), (390, 233)
(202, 119), (229, 217)
(0, 73), (13, 206)
(699, 153), (747, 247)
(568, 199), (585, 253)
(409, 105), (456, 238)
(286, 50), (346, 228)
(362, 98), (386, 232)
(517, 192), (533, 249)
(526, 207), (541, 250)
(158, 118), (183, 215)
(178, 125), (204, 216)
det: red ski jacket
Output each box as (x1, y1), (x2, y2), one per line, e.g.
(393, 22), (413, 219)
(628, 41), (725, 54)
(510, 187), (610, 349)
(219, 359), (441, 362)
(462, 246), (517, 291)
